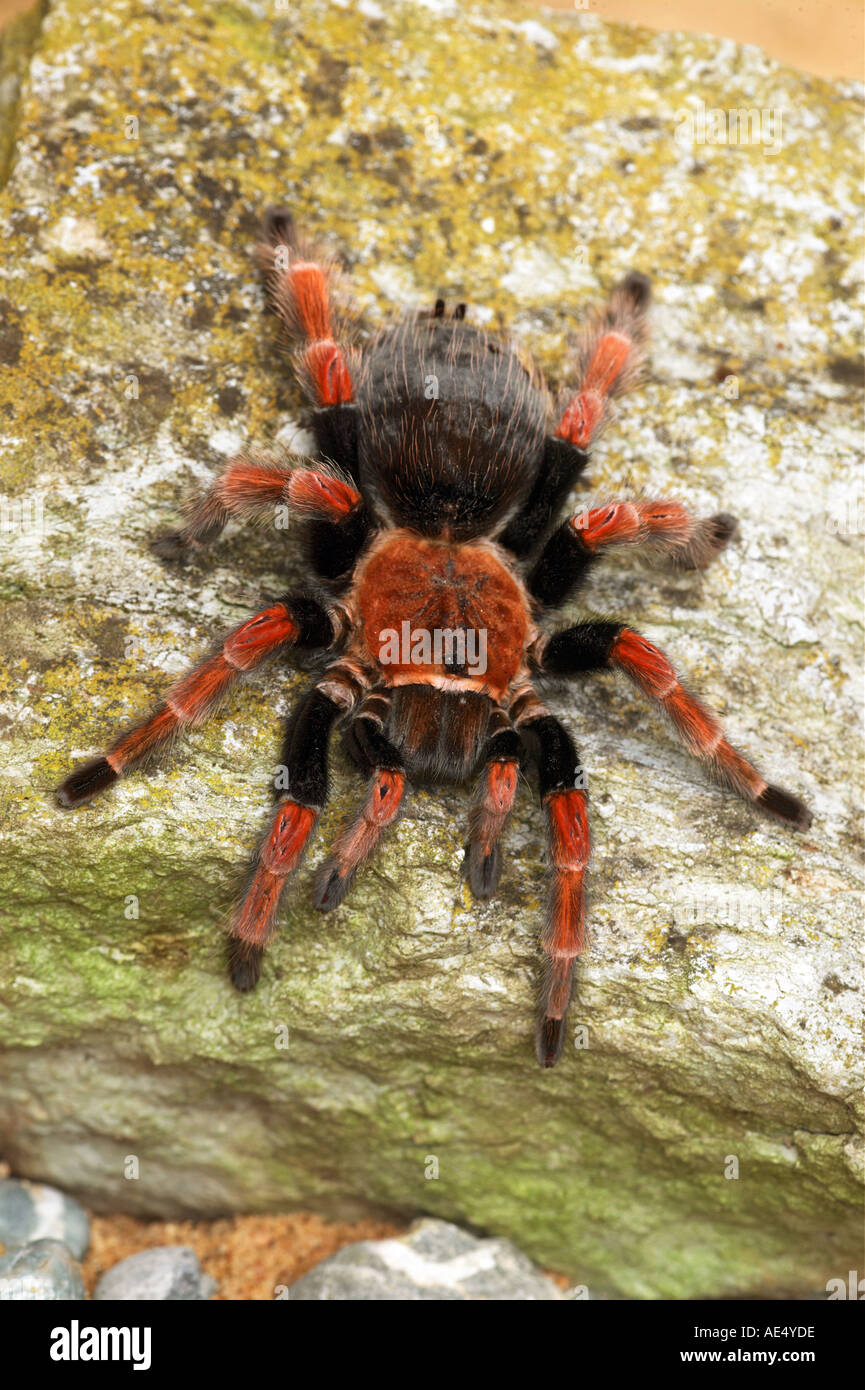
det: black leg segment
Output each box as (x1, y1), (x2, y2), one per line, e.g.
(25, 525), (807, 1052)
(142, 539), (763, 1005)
(526, 519), (596, 608)
(540, 620), (623, 675)
(499, 437), (589, 557)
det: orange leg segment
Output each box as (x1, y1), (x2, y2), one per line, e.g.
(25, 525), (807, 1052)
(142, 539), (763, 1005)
(537, 787), (590, 1068)
(315, 768), (407, 912)
(465, 758), (519, 898)
(58, 603), (302, 807)
(610, 628), (812, 826)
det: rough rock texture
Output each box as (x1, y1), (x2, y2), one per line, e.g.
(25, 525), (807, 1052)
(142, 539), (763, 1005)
(288, 1217), (565, 1300)
(0, 0), (862, 1299)
(0, 1177), (90, 1259)
(93, 1245), (216, 1300)
(0, 1239), (86, 1300)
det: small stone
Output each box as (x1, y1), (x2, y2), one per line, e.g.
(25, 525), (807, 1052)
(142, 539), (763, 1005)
(0, 1240), (86, 1300)
(288, 1219), (565, 1300)
(93, 1246), (216, 1300)
(43, 215), (112, 265)
(0, 1178), (90, 1260)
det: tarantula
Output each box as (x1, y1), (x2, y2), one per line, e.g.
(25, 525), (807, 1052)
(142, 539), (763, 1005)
(58, 212), (812, 1067)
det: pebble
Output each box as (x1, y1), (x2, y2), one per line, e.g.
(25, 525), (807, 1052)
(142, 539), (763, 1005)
(0, 1178), (90, 1260)
(93, 1246), (217, 1300)
(288, 1218), (565, 1300)
(0, 1239), (86, 1300)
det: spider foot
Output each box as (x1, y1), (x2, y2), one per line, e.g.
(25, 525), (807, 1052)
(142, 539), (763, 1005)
(262, 206), (296, 245)
(314, 859), (356, 912)
(618, 269), (652, 310)
(536, 1015), (568, 1069)
(674, 512), (738, 570)
(57, 756), (118, 808)
(150, 530), (194, 563)
(463, 841), (501, 898)
(227, 936), (264, 992)
(757, 784), (813, 831)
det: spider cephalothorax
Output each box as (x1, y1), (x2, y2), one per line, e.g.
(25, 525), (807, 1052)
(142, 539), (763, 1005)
(58, 213), (812, 1067)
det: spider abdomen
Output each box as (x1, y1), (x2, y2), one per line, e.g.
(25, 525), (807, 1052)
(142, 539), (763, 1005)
(356, 319), (548, 539)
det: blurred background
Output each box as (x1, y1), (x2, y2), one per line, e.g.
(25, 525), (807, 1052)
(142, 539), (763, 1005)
(3, 0), (863, 80)
(543, 0), (863, 79)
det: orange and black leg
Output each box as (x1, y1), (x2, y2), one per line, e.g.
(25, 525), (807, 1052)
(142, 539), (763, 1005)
(258, 209), (360, 479)
(57, 595), (337, 808)
(315, 693), (406, 912)
(555, 269), (651, 451)
(152, 452), (296, 560)
(500, 271), (651, 558)
(152, 451), (369, 581)
(464, 709), (522, 897)
(538, 620), (812, 829)
(227, 684), (347, 990)
(518, 710), (590, 1068)
(528, 498), (736, 607)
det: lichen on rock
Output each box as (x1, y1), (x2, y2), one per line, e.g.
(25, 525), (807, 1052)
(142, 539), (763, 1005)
(0, 0), (862, 1298)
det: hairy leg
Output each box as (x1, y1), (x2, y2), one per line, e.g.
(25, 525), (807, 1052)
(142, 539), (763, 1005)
(57, 594), (338, 807)
(152, 452), (294, 559)
(500, 272), (651, 562)
(227, 685), (345, 990)
(537, 619), (812, 829)
(314, 769), (406, 912)
(515, 704), (590, 1069)
(258, 209), (355, 410)
(464, 706), (522, 897)
(528, 498), (736, 607)
(316, 692), (406, 911)
(554, 270), (651, 450)
(258, 209), (363, 484)
(152, 451), (368, 580)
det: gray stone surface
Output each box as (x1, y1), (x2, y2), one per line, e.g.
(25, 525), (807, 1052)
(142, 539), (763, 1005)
(0, 1177), (90, 1260)
(288, 1218), (565, 1300)
(0, 1239), (86, 1300)
(0, 0), (861, 1299)
(93, 1245), (216, 1300)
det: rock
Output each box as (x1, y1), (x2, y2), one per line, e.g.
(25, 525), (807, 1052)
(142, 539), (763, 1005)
(93, 1246), (216, 1301)
(288, 1218), (565, 1300)
(0, 0), (862, 1299)
(0, 1240), (86, 1300)
(43, 214), (113, 267)
(0, 1178), (90, 1260)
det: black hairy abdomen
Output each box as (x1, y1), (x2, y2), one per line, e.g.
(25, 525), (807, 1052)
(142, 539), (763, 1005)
(356, 319), (548, 540)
